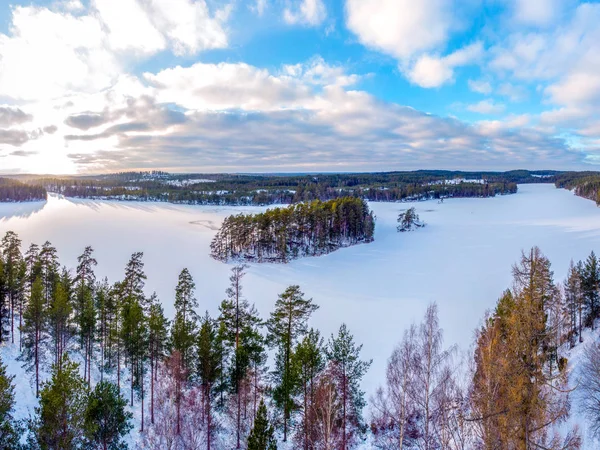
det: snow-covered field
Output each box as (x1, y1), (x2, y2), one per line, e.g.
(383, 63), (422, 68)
(3, 183), (600, 446)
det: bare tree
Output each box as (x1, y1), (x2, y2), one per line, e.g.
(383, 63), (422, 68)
(311, 364), (343, 450)
(579, 342), (600, 438)
(414, 303), (454, 450)
(371, 324), (418, 449)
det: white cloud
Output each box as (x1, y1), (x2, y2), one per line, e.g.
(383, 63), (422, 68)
(467, 100), (506, 115)
(140, 0), (230, 56)
(512, 0), (565, 26)
(0, 1), (231, 102)
(405, 42), (483, 88)
(345, 0), (452, 60)
(0, 6), (119, 101)
(284, 0), (326, 26)
(468, 79), (492, 95)
(252, 0), (268, 16)
(94, 0), (166, 54)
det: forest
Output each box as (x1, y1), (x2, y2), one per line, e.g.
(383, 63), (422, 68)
(0, 178), (46, 202)
(1, 230), (600, 448)
(554, 172), (600, 205)
(12, 170), (539, 206)
(210, 197), (375, 263)
(1, 232), (600, 448)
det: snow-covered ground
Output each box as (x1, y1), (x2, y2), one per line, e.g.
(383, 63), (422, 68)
(3, 183), (600, 447)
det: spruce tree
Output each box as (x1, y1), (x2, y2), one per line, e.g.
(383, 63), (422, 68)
(247, 399), (277, 450)
(0, 354), (21, 447)
(171, 268), (199, 373)
(21, 276), (45, 397)
(326, 324), (372, 449)
(267, 285), (318, 442)
(565, 260), (583, 345)
(34, 354), (88, 449)
(84, 380), (132, 450)
(583, 251), (600, 328)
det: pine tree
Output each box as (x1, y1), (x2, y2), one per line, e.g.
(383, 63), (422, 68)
(21, 276), (45, 397)
(267, 285), (319, 442)
(95, 278), (110, 382)
(84, 380), (133, 450)
(293, 328), (324, 450)
(326, 323), (371, 449)
(74, 246), (97, 385)
(2, 231), (23, 344)
(247, 399), (277, 450)
(148, 293), (169, 425)
(121, 294), (148, 411)
(34, 354), (88, 449)
(117, 253), (146, 391)
(218, 264), (263, 449)
(47, 273), (72, 370)
(171, 268), (199, 373)
(23, 243), (41, 352)
(197, 312), (222, 450)
(39, 241), (59, 307)
(0, 354), (21, 448)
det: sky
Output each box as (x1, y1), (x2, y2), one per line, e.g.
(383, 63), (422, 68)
(0, 0), (599, 174)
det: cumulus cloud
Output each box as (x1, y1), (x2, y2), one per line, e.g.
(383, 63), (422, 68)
(0, 1), (230, 102)
(345, 0), (452, 60)
(284, 0), (326, 26)
(406, 42), (483, 88)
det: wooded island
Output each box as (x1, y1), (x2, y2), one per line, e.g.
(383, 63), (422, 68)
(210, 197), (375, 262)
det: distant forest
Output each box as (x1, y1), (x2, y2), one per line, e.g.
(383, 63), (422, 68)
(8, 169), (600, 206)
(12, 169), (556, 205)
(210, 197), (375, 262)
(0, 177), (46, 202)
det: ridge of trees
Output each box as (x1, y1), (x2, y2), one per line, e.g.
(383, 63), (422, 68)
(210, 197), (375, 262)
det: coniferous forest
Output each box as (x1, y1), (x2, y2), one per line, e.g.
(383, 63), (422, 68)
(0, 178), (46, 202)
(2, 231), (600, 448)
(210, 197), (375, 263)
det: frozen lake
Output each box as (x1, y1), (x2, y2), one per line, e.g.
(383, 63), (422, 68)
(2, 183), (600, 394)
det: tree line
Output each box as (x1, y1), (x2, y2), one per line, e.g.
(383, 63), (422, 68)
(0, 232), (372, 449)
(0, 178), (46, 202)
(210, 197), (375, 263)
(21, 170), (531, 206)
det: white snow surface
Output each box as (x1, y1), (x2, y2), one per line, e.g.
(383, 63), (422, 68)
(3, 184), (600, 447)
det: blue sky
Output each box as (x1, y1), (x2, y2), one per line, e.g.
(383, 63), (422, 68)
(0, 0), (599, 173)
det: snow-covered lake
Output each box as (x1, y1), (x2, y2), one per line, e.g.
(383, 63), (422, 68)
(2, 183), (600, 397)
